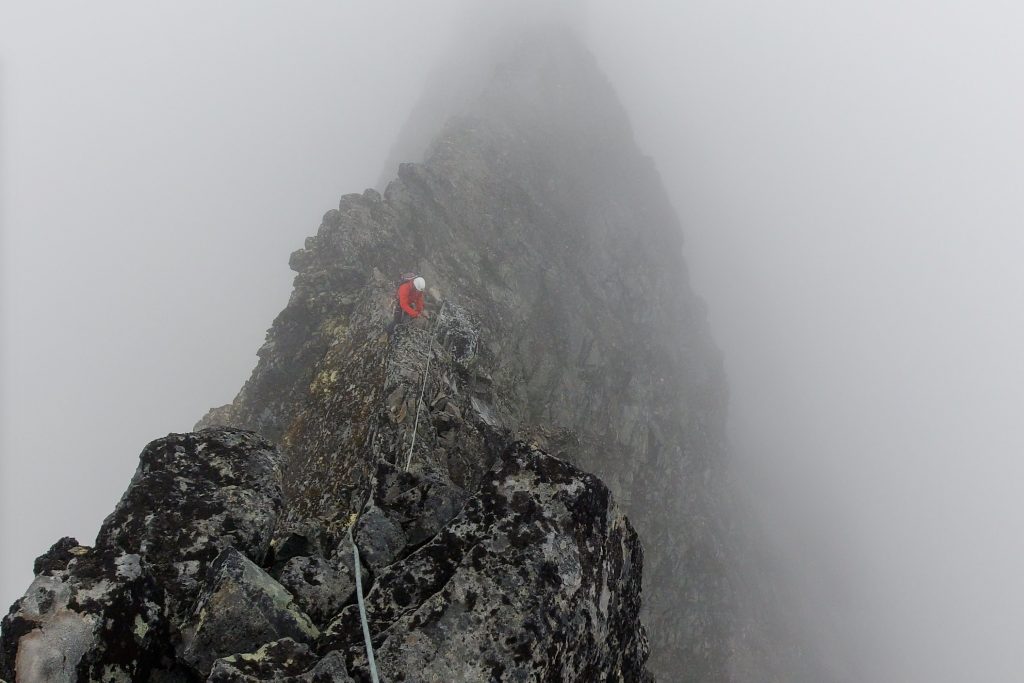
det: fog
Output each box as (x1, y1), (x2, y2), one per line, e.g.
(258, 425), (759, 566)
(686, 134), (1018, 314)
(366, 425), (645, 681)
(3, 3), (1023, 681)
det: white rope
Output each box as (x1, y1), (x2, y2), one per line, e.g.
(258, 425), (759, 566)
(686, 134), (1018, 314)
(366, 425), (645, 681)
(346, 299), (447, 680)
(405, 300), (445, 471)
(350, 524), (380, 683)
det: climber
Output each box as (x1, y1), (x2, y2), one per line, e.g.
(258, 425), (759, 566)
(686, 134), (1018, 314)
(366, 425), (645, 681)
(388, 275), (428, 334)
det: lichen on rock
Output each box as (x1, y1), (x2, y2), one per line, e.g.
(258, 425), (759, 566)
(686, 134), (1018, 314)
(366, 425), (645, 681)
(180, 547), (319, 676)
(1, 428), (286, 681)
(323, 443), (650, 682)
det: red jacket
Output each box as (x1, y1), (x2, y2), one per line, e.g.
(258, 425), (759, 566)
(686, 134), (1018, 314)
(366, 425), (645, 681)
(397, 280), (424, 317)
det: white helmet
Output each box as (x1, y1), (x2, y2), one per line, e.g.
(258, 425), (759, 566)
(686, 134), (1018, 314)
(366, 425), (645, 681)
(413, 276), (426, 291)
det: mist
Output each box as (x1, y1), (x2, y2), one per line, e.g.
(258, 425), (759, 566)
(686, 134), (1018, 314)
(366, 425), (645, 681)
(3, 3), (1023, 682)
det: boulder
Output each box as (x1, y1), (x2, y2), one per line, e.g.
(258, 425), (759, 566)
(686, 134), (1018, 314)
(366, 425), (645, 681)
(277, 555), (357, 627)
(95, 428), (284, 629)
(207, 639), (353, 682)
(265, 518), (338, 577)
(181, 548), (319, 677)
(353, 462), (469, 573)
(324, 443), (651, 682)
(0, 546), (165, 682)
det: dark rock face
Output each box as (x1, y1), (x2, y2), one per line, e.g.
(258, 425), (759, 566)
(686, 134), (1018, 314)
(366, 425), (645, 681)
(353, 462), (469, 573)
(325, 443), (650, 682)
(180, 548), (319, 676)
(95, 428), (285, 631)
(193, 31), (753, 682)
(277, 555), (356, 628)
(1, 427), (285, 681)
(31, 537), (81, 576)
(0, 28), (803, 683)
(0, 547), (165, 683)
(2, 408), (647, 682)
(208, 639), (352, 682)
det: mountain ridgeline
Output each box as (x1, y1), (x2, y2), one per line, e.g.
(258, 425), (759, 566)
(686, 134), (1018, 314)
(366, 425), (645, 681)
(2, 30), (804, 682)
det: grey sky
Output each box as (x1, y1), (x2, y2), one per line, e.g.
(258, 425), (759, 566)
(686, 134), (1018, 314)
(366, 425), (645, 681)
(3, 3), (1023, 681)
(590, 3), (1024, 680)
(0, 0), (463, 622)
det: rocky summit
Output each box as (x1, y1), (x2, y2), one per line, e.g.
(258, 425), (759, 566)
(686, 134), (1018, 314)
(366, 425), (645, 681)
(2, 28), (800, 683)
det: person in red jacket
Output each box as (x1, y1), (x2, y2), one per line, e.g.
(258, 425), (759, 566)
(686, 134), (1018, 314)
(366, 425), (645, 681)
(389, 275), (427, 333)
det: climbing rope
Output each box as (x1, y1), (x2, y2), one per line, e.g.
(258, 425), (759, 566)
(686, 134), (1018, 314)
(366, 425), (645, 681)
(349, 522), (380, 683)
(343, 294), (446, 680)
(405, 299), (446, 471)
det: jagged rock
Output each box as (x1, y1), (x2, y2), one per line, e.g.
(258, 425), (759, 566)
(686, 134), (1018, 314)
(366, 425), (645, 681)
(267, 533), (317, 577)
(264, 518), (340, 579)
(277, 555), (356, 627)
(95, 428), (285, 629)
(31, 537), (83, 576)
(323, 443), (650, 682)
(349, 510), (405, 576)
(353, 462), (469, 572)
(207, 638), (353, 682)
(196, 403), (241, 431)
(385, 385), (408, 422)
(0, 547), (165, 682)
(190, 35), (743, 678)
(325, 533), (356, 579)
(434, 302), (479, 370)
(181, 547), (319, 676)
(0, 28), (814, 683)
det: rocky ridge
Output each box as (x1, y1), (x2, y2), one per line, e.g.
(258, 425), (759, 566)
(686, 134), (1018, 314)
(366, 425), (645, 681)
(2, 425), (648, 681)
(194, 32), (741, 679)
(1, 28), (801, 683)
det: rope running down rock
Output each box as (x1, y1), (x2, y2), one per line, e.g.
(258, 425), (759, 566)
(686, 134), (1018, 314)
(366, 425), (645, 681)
(405, 299), (446, 471)
(349, 523), (380, 683)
